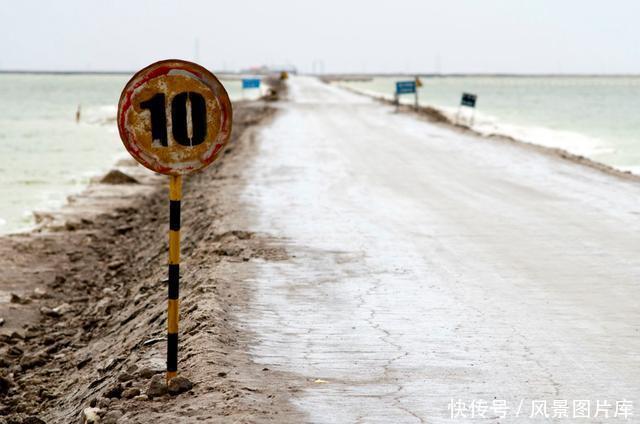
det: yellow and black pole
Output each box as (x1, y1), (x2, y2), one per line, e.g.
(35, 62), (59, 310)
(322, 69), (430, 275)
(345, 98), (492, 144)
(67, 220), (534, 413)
(167, 174), (182, 382)
(117, 60), (233, 387)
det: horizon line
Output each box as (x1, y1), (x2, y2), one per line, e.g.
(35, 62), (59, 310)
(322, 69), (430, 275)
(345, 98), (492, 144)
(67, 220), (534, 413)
(2, 69), (640, 78)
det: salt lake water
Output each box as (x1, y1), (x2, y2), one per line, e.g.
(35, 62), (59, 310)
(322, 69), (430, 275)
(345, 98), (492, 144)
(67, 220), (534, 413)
(3, 74), (639, 234)
(0, 73), (256, 234)
(337, 76), (640, 174)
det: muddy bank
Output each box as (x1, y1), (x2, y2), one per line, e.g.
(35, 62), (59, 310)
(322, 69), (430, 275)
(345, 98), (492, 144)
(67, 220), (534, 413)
(0, 80), (302, 423)
(323, 77), (640, 184)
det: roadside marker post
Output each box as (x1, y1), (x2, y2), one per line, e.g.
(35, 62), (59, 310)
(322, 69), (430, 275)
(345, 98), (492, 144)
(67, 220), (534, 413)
(167, 174), (181, 380)
(395, 80), (418, 110)
(415, 76), (423, 109)
(117, 59), (232, 384)
(456, 92), (477, 126)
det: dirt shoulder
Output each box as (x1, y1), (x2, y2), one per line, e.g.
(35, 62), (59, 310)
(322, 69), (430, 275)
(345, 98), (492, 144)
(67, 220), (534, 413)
(0, 81), (303, 423)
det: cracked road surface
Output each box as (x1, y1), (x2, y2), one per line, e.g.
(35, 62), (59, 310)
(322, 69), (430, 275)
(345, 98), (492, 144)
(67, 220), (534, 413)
(238, 77), (640, 423)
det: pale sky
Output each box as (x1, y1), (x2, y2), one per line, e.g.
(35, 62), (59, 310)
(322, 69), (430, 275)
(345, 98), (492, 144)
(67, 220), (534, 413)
(1, 0), (639, 74)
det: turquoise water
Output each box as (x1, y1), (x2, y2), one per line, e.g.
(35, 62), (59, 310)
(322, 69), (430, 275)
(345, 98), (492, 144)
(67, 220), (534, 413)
(338, 76), (640, 172)
(0, 73), (250, 234)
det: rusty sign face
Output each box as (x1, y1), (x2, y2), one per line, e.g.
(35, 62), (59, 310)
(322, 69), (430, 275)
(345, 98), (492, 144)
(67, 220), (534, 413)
(118, 59), (232, 175)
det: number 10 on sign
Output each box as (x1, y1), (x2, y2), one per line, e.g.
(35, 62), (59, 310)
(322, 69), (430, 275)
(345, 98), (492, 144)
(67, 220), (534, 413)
(117, 59), (233, 383)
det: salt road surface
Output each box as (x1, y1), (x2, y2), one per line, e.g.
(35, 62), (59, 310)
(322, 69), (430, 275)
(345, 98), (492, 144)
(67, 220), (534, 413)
(238, 77), (640, 423)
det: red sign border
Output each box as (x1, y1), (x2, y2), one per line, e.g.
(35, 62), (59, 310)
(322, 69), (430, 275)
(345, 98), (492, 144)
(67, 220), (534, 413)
(117, 59), (233, 175)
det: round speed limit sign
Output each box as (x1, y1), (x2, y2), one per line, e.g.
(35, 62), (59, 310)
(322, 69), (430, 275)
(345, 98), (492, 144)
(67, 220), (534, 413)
(117, 59), (232, 175)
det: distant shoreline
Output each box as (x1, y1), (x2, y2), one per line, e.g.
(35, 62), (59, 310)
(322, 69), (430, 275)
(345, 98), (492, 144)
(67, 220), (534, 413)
(0, 70), (246, 76)
(320, 73), (640, 80)
(0, 70), (135, 75)
(3, 70), (640, 78)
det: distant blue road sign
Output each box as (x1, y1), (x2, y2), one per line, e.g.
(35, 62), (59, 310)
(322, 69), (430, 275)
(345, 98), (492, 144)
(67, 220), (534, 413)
(242, 78), (261, 89)
(396, 81), (416, 95)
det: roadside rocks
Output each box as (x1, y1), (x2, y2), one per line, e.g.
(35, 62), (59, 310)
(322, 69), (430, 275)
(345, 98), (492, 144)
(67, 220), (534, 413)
(117, 372), (134, 382)
(54, 303), (72, 315)
(20, 353), (47, 370)
(136, 367), (160, 379)
(10, 293), (31, 305)
(40, 303), (72, 318)
(114, 225), (133, 235)
(145, 374), (193, 399)
(97, 397), (111, 409)
(146, 375), (167, 398)
(22, 417), (46, 424)
(6, 345), (24, 358)
(0, 355), (11, 368)
(102, 409), (123, 424)
(167, 376), (193, 395)
(100, 170), (139, 185)
(103, 383), (124, 399)
(82, 407), (101, 423)
(121, 387), (140, 399)
(0, 374), (14, 394)
(51, 275), (66, 289)
(107, 260), (125, 271)
(76, 355), (92, 370)
(31, 287), (48, 299)
(39, 307), (56, 318)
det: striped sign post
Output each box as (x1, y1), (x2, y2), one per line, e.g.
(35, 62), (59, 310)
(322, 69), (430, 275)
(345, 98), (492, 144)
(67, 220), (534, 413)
(167, 174), (181, 380)
(117, 59), (232, 384)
